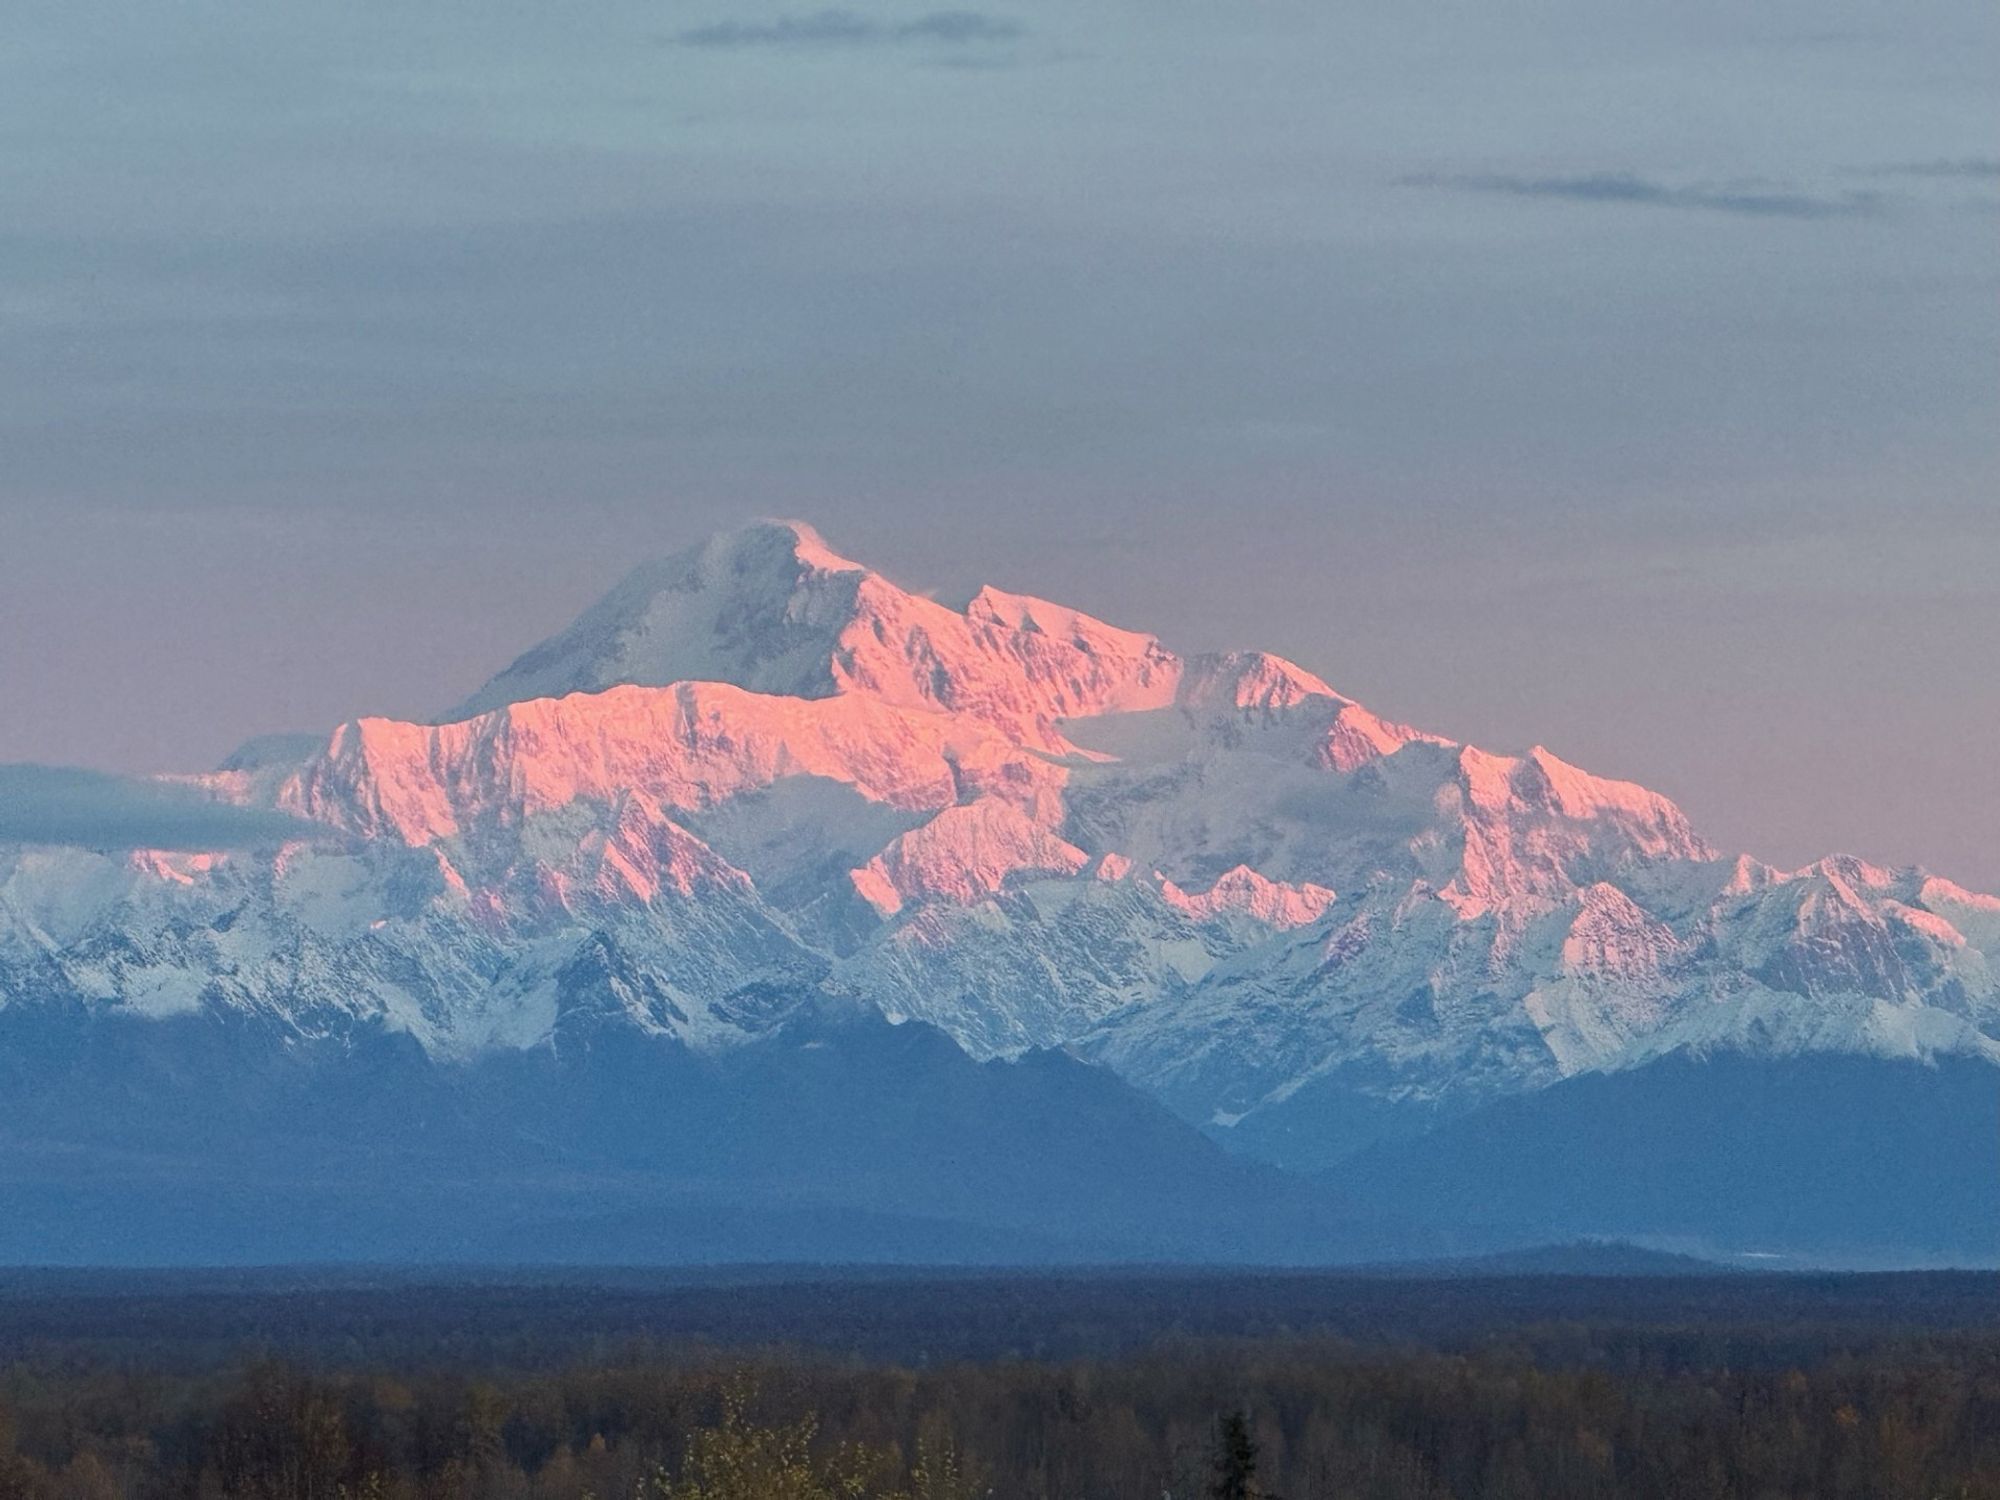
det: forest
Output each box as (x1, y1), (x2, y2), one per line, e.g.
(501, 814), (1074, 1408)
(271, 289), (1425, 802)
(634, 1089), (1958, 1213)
(0, 1269), (1997, 1498)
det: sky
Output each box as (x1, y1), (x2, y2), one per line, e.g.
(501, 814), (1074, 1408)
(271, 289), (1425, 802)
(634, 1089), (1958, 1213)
(2, 0), (1997, 882)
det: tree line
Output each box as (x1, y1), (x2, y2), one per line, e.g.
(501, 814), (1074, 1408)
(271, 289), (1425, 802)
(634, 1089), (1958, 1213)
(4, 1329), (2000, 1498)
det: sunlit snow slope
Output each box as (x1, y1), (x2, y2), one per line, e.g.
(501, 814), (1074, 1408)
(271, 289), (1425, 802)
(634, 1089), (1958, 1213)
(4, 520), (1996, 1185)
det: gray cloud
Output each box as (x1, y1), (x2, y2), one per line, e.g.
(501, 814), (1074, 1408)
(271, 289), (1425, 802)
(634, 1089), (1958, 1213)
(1862, 158), (2000, 181)
(896, 11), (1023, 43)
(0, 765), (325, 852)
(1399, 171), (1884, 220)
(676, 9), (1024, 49)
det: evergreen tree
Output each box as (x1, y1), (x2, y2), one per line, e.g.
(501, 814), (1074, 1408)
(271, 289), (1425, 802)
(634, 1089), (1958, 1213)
(1209, 1410), (1260, 1500)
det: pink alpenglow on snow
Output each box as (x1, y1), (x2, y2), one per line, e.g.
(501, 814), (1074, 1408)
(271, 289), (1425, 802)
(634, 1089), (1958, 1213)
(9, 519), (1998, 1121)
(1161, 866), (1338, 929)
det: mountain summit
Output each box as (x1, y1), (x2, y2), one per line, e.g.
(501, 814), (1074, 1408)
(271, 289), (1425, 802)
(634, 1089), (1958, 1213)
(3, 520), (1995, 1262)
(453, 520), (1344, 749)
(451, 522), (874, 717)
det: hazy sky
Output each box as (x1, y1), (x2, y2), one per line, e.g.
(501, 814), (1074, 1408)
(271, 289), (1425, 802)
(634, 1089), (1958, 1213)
(3, 0), (1996, 883)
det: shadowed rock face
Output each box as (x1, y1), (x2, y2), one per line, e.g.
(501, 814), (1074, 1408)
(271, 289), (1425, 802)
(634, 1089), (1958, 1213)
(1, 520), (1995, 1261)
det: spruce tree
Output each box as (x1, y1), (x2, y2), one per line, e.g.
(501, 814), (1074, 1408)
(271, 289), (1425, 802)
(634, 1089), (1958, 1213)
(1209, 1410), (1259, 1500)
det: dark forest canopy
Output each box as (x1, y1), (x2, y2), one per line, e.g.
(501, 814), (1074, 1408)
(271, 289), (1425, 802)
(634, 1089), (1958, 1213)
(2, 1270), (2000, 1497)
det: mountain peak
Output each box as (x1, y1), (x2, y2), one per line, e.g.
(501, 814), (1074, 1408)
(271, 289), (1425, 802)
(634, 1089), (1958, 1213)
(10, 515), (2000, 1271)
(449, 520), (1198, 747)
(743, 518), (861, 571)
(447, 519), (873, 720)
(686, 517), (868, 581)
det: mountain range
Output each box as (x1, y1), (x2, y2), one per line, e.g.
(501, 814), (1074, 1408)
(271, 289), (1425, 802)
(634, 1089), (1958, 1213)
(2, 520), (1993, 1265)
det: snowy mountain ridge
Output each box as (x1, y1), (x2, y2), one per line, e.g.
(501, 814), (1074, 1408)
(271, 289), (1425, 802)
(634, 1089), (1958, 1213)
(3, 519), (1994, 1166)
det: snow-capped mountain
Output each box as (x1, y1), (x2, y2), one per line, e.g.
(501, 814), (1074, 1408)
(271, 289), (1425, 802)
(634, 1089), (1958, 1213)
(3, 520), (1994, 1260)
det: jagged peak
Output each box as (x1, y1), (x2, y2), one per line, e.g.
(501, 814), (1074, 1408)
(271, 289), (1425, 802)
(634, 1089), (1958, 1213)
(1558, 880), (1681, 977)
(744, 517), (863, 572)
(447, 520), (873, 719)
(1917, 875), (2000, 955)
(1448, 742), (1704, 843)
(648, 517), (866, 583)
(1920, 874), (2000, 914)
(962, 584), (1165, 661)
(1721, 852), (1782, 895)
(1177, 651), (1340, 713)
(446, 520), (1212, 747)
(441, 521), (1449, 776)
(1789, 852), (1901, 892)
(850, 798), (1089, 915)
(1159, 864), (1337, 928)
(1320, 701), (1447, 773)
